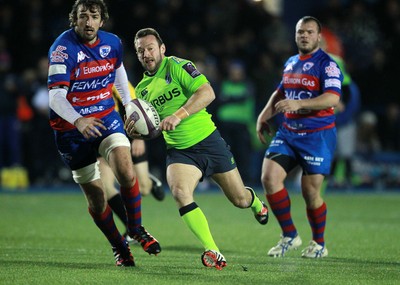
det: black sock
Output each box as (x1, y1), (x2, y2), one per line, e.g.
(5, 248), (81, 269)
(108, 194), (128, 227)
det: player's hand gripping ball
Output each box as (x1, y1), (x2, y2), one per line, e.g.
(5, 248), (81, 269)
(125, 99), (161, 140)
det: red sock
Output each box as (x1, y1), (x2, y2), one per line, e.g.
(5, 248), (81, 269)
(89, 205), (124, 247)
(120, 178), (142, 234)
(267, 188), (298, 238)
(306, 202), (327, 246)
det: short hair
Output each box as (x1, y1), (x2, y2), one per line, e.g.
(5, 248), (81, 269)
(298, 16), (322, 33)
(69, 0), (109, 27)
(134, 28), (164, 47)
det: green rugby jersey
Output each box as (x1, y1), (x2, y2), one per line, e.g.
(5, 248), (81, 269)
(135, 56), (216, 149)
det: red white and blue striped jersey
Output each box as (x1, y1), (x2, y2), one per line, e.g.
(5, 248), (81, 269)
(48, 29), (123, 131)
(276, 48), (343, 132)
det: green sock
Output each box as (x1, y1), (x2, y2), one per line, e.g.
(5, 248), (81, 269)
(180, 203), (219, 251)
(246, 187), (263, 214)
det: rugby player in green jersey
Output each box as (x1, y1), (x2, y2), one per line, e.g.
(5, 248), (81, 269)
(126, 28), (269, 270)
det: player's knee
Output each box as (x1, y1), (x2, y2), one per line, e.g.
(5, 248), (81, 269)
(82, 184), (107, 214)
(170, 186), (191, 205)
(98, 133), (130, 162)
(139, 179), (151, 196)
(88, 194), (107, 214)
(114, 169), (136, 188)
(72, 162), (100, 184)
(103, 183), (118, 199)
(261, 172), (275, 190)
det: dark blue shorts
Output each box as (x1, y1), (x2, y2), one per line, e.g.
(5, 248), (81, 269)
(166, 130), (236, 181)
(132, 151), (147, 164)
(266, 127), (337, 175)
(55, 110), (126, 170)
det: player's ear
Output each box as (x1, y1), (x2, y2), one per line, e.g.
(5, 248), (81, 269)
(160, 43), (166, 55)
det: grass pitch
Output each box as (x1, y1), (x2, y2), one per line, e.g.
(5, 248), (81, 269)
(1, 189), (399, 284)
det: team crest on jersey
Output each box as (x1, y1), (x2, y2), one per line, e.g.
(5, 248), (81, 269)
(182, 62), (201, 78)
(99, 45), (111, 58)
(303, 62), (314, 71)
(325, 62), (341, 78)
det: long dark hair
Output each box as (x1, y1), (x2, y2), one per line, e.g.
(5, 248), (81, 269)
(69, 0), (109, 27)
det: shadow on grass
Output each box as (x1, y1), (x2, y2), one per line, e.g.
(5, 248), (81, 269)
(160, 245), (202, 253)
(160, 245), (240, 257)
(0, 259), (208, 277)
(0, 259), (112, 270)
(326, 257), (400, 267)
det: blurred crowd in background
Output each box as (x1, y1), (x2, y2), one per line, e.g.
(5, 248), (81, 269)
(1, 0), (400, 190)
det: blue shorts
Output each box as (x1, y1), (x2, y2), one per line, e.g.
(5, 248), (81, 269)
(55, 110), (126, 170)
(266, 127), (337, 175)
(166, 130), (236, 181)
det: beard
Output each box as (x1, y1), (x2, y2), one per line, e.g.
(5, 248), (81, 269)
(75, 27), (97, 43)
(142, 57), (162, 75)
(297, 41), (319, 55)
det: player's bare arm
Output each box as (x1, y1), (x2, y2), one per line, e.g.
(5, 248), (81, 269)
(183, 83), (215, 115)
(275, 92), (339, 113)
(160, 83), (215, 131)
(256, 90), (284, 143)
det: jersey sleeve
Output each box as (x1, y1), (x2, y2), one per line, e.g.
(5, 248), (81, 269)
(48, 38), (75, 89)
(112, 81), (136, 113)
(320, 58), (343, 97)
(169, 57), (209, 96)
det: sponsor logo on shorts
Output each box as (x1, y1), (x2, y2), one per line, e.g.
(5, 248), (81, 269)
(269, 139), (284, 147)
(304, 155), (324, 166)
(108, 119), (120, 130)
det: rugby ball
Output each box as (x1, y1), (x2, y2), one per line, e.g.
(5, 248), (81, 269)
(125, 99), (161, 140)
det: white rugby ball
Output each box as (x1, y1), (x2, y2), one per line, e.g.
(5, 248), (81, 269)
(125, 98), (161, 140)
